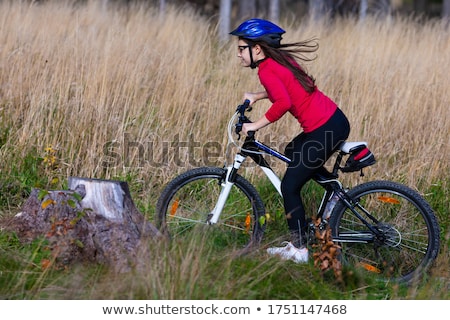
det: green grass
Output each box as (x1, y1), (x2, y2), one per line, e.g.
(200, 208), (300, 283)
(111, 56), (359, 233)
(0, 228), (447, 300)
(0, 177), (448, 300)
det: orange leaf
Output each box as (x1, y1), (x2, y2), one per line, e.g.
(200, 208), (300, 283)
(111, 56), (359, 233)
(41, 199), (55, 209)
(245, 212), (251, 232)
(378, 196), (400, 204)
(41, 259), (52, 270)
(170, 199), (179, 217)
(359, 262), (381, 273)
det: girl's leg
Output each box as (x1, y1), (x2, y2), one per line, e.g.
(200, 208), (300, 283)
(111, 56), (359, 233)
(281, 108), (350, 247)
(282, 134), (325, 247)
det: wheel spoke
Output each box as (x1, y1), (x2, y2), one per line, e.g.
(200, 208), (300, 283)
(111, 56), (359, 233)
(156, 167), (265, 247)
(330, 180), (440, 283)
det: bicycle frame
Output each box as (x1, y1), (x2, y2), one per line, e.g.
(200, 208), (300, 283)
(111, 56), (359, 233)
(211, 137), (385, 246)
(209, 105), (381, 244)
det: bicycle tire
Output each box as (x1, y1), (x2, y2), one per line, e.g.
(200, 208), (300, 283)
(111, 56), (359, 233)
(329, 180), (440, 283)
(155, 167), (266, 247)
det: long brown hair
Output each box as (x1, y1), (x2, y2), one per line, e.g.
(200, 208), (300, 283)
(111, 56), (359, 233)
(248, 38), (319, 93)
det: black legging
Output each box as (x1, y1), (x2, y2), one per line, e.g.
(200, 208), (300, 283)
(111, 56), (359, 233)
(281, 108), (350, 246)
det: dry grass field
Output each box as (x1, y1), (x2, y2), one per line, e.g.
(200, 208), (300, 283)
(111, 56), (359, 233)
(0, 1), (448, 300)
(1, 1), (448, 189)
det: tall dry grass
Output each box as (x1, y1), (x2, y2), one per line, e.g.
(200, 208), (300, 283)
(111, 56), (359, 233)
(0, 1), (448, 197)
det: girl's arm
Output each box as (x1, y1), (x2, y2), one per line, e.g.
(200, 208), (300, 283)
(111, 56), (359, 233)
(242, 91), (270, 135)
(244, 91), (268, 105)
(242, 115), (271, 135)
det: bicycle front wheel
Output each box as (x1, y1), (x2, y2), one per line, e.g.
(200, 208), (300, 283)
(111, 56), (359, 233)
(329, 180), (440, 283)
(155, 167), (266, 247)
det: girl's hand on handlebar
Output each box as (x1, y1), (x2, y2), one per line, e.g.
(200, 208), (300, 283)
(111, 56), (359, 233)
(242, 123), (257, 136)
(243, 91), (268, 105)
(243, 93), (256, 105)
(243, 116), (271, 136)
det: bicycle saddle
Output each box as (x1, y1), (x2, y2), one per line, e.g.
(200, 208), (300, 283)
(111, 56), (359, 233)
(339, 141), (368, 154)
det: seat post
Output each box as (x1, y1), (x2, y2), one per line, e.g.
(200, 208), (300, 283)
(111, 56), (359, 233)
(332, 152), (344, 175)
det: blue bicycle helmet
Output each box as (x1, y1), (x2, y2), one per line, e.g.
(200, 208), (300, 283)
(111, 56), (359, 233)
(230, 18), (285, 48)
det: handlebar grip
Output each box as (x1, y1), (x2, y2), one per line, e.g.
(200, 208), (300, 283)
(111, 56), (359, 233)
(237, 99), (252, 114)
(243, 99), (252, 112)
(235, 100), (254, 139)
(247, 131), (255, 139)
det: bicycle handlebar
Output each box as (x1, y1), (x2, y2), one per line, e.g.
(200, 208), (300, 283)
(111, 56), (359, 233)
(234, 99), (255, 139)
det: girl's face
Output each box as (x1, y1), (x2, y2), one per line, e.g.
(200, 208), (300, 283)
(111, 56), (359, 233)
(236, 39), (252, 67)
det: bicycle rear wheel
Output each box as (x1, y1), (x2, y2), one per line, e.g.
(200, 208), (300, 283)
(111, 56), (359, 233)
(329, 180), (440, 283)
(155, 167), (266, 247)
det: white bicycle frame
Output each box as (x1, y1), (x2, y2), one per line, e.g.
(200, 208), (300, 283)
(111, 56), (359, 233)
(208, 151), (282, 224)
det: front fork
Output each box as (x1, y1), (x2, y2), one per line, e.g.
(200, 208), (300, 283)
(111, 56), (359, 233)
(207, 153), (247, 224)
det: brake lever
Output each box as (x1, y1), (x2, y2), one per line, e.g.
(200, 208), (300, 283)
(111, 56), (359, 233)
(234, 100), (252, 140)
(235, 122), (243, 140)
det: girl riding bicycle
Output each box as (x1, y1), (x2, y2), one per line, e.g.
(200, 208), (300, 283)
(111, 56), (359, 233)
(230, 18), (351, 263)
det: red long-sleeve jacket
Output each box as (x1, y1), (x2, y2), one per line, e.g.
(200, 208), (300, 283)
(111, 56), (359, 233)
(258, 58), (337, 133)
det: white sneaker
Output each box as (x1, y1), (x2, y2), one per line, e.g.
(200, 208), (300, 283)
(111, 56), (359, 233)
(267, 241), (309, 263)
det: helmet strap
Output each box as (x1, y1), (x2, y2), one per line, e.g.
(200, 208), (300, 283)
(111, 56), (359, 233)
(248, 46), (257, 69)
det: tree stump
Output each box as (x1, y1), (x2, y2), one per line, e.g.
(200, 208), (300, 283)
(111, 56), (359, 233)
(8, 177), (162, 272)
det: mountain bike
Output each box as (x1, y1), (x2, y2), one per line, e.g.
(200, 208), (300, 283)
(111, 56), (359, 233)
(156, 100), (440, 283)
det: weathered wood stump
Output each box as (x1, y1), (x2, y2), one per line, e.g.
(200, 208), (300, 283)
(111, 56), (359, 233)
(8, 177), (162, 272)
